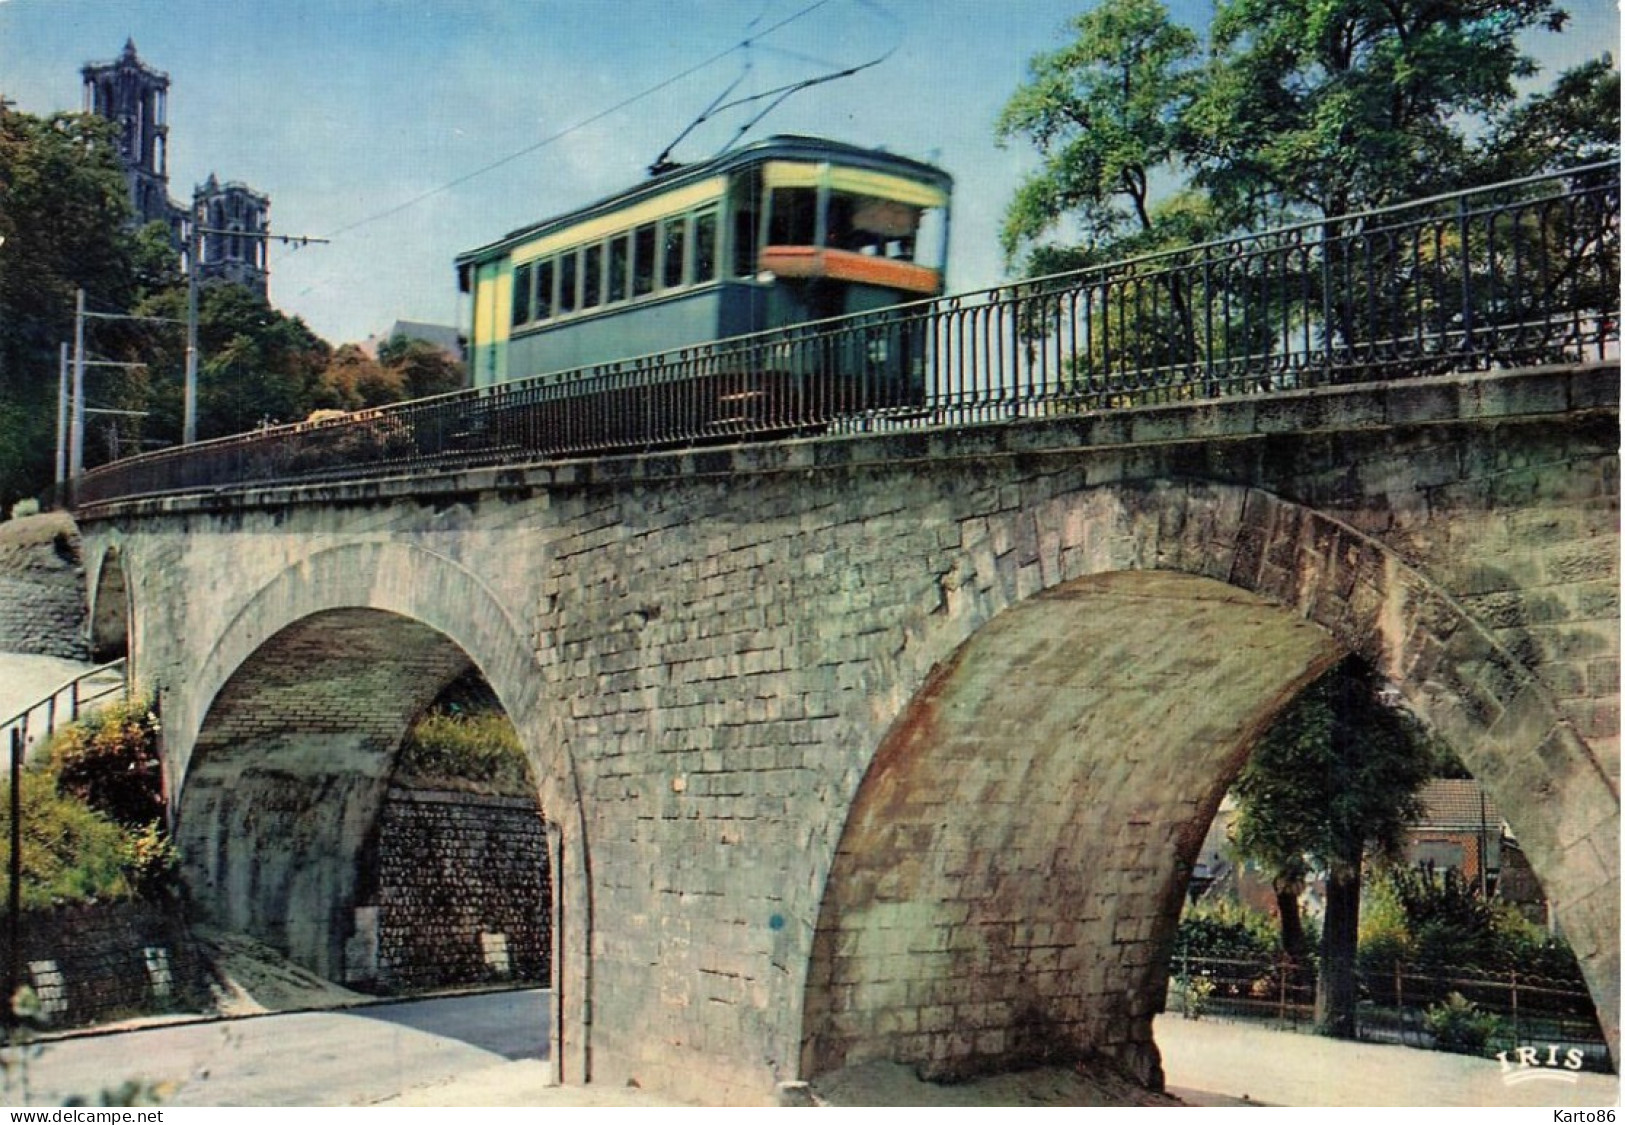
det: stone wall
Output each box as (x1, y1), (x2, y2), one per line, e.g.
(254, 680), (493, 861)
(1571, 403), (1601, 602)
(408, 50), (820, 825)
(359, 787), (550, 993)
(0, 513), (87, 660)
(0, 900), (209, 1030)
(78, 363), (1619, 1101)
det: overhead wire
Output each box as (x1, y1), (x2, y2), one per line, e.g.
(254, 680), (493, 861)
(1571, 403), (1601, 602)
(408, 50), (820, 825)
(310, 0), (838, 246)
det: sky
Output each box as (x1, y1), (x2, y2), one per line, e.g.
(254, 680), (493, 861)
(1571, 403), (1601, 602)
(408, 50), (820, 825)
(0, 0), (1618, 346)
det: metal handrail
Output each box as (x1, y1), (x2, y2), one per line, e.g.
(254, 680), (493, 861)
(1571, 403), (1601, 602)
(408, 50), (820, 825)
(73, 164), (1620, 509)
(0, 658), (128, 763)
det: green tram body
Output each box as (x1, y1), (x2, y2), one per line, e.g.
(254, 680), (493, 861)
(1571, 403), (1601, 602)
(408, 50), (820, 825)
(455, 135), (953, 424)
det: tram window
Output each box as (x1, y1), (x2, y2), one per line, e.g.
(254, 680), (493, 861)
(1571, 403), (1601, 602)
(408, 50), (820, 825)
(768, 188), (817, 245)
(534, 258), (554, 320)
(633, 223), (656, 297)
(733, 205), (760, 277)
(730, 169), (763, 278)
(827, 192), (923, 259)
(694, 209), (718, 284)
(559, 250), (578, 314)
(512, 262), (533, 328)
(662, 216), (687, 289)
(608, 234), (630, 303)
(583, 243), (603, 308)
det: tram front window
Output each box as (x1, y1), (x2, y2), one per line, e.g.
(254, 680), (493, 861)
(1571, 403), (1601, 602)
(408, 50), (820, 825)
(768, 188), (818, 246)
(827, 192), (929, 263)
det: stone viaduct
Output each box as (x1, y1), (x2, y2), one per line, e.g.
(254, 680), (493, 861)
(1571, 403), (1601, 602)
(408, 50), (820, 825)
(73, 363), (1618, 1103)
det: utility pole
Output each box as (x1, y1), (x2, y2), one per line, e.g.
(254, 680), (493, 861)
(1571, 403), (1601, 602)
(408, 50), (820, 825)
(183, 200), (327, 446)
(66, 300), (182, 488)
(184, 214), (199, 446)
(70, 289), (86, 484)
(55, 342), (69, 490)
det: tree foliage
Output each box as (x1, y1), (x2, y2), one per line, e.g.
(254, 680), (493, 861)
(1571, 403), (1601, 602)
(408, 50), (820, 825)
(1233, 659), (1437, 874)
(1185, 0), (1569, 223)
(377, 333), (465, 400)
(1231, 656), (1442, 1037)
(999, 0), (1605, 273)
(995, 0), (1201, 271)
(0, 110), (138, 509)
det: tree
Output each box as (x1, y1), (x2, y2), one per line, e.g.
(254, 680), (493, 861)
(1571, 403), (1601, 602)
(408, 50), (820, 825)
(995, 0), (1202, 274)
(1231, 657), (1441, 1037)
(315, 344), (403, 411)
(0, 110), (138, 509)
(1000, 0), (1584, 262)
(127, 283), (331, 443)
(1475, 56), (1621, 179)
(1182, 0), (1570, 225)
(377, 333), (465, 399)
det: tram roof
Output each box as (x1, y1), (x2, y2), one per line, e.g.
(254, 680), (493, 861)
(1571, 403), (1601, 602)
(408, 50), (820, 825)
(455, 134), (953, 267)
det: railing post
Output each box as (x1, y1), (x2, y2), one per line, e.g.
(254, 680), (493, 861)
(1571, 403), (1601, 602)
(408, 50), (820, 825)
(1201, 246), (1216, 395)
(1510, 966), (1519, 1045)
(1457, 193), (1475, 362)
(1180, 949), (1189, 1017)
(7, 725), (21, 1031)
(1395, 962), (1404, 1044)
(1319, 221), (1335, 386)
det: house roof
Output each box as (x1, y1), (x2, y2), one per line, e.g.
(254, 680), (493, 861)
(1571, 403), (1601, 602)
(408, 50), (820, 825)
(1414, 779), (1500, 831)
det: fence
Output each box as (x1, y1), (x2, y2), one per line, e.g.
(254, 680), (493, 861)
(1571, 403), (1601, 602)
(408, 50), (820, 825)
(0, 659), (127, 766)
(1169, 951), (1611, 1069)
(74, 164), (1619, 508)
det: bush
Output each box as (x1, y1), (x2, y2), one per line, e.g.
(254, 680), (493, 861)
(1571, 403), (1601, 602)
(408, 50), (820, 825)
(40, 700), (179, 903)
(1357, 872), (1414, 984)
(0, 770), (132, 907)
(48, 699), (164, 829)
(1425, 991), (1502, 1052)
(7, 499), (39, 520)
(1175, 898), (1279, 960)
(122, 819), (180, 903)
(397, 711), (532, 795)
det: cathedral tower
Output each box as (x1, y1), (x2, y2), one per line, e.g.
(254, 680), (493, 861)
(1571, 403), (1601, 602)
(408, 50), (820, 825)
(81, 39), (177, 230)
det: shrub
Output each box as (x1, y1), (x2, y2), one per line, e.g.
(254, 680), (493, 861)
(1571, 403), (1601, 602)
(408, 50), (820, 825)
(1175, 898), (1279, 960)
(1425, 991), (1502, 1052)
(397, 711), (532, 795)
(122, 819), (181, 902)
(1173, 972), (1215, 1019)
(1357, 871), (1414, 983)
(49, 699), (164, 829)
(0, 770), (132, 907)
(7, 499), (39, 520)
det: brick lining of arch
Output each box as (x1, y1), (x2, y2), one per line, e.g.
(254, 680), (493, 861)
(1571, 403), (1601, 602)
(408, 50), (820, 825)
(800, 479), (1619, 1085)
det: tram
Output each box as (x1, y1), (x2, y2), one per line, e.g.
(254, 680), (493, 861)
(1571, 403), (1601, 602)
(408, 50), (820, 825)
(455, 134), (952, 404)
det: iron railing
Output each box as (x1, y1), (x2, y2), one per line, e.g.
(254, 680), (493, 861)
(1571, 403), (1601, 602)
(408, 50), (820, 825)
(0, 659), (127, 764)
(74, 165), (1619, 508)
(1169, 951), (1611, 1068)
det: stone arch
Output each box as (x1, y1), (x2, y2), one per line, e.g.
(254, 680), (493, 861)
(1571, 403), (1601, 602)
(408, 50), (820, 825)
(800, 479), (1618, 1085)
(87, 544), (131, 664)
(172, 541), (592, 1083)
(177, 607), (475, 975)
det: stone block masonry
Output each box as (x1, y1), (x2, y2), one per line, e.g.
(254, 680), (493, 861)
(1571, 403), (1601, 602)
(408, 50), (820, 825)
(0, 901), (210, 1030)
(76, 362), (1619, 1103)
(0, 513), (88, 660)
(364, 787), (551, 993)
